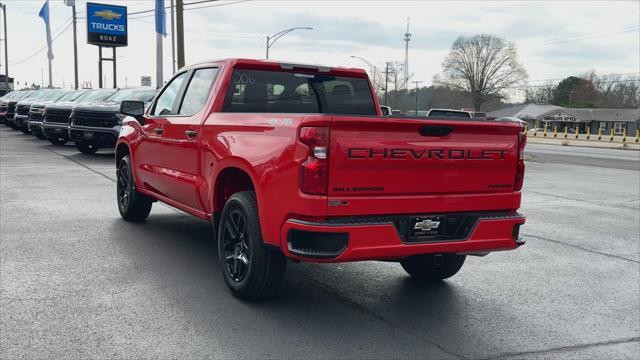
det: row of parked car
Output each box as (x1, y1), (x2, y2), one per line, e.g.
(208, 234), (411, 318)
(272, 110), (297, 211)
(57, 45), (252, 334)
(0, 87), (158, 154)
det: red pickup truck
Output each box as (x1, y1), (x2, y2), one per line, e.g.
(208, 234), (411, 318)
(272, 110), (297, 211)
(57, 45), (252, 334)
(116, 58), (526, 300)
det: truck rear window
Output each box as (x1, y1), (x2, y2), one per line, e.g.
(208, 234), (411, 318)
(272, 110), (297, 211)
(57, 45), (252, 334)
(428, 110), (471, 118)
(222, 69), (376, 115)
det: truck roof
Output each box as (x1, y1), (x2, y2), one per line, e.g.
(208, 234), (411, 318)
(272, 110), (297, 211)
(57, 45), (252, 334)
(183, 58), (368, 77)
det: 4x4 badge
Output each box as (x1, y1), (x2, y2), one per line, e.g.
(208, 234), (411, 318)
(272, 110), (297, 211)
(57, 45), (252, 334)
(414, 219), (440, 231)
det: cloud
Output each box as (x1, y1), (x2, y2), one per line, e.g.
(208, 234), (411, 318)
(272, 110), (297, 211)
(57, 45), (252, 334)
(5, 0), (639, 90)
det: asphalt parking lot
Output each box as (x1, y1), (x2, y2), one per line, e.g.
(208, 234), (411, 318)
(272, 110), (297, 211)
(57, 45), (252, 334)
(1, 127), (639, 359)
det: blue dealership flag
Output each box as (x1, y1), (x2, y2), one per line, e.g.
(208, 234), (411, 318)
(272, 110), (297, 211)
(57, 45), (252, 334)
(38, 0), (54, 60)
(155, 0), (167, 36)
(38, 0), (49, 23)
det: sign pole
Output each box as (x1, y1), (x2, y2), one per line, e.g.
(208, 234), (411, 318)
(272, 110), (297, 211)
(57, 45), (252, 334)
(98, 46), (102, 88)
(86, 2), (128, 89)
(112, 46), (116, 88)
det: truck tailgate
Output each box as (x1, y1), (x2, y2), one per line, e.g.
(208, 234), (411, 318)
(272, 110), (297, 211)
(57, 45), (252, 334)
(327, 116), (522, 215)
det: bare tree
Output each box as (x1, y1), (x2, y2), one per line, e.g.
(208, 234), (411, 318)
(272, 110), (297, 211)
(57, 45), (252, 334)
(525, 82), (555, 104)
(436, 34), (528, 111)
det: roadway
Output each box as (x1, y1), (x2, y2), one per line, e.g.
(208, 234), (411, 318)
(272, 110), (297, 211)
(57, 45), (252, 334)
(526, 143), (640, 171)
(1, 128), (638, 359)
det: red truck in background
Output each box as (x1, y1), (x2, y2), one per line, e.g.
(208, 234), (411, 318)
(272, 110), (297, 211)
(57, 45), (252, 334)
(116, 58), (526, 301)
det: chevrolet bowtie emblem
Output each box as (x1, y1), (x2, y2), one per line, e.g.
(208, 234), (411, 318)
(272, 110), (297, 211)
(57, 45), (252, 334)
(94, 9), (122, 20)
(414, 219), (440, 231)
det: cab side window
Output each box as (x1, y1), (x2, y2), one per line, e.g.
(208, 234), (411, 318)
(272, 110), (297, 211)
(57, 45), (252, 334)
(152, 72), (188, 116)
(179, 68), (219, 115)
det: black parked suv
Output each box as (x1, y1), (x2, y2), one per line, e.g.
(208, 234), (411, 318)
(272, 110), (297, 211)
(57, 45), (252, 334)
(29, 90), (87, 139)
(2, 90), (35, 127)
(69, 88), (157, 154)
(14, 89), (68, 133)
(43, 89), (116, 145)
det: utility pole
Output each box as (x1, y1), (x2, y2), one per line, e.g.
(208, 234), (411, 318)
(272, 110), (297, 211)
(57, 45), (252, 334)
(176, 0), (185, 69)
(1, 3), (8, 93)
(412, 80), (422, 115)
(65, 0), (79, 89)
(170, 0), (176, 73)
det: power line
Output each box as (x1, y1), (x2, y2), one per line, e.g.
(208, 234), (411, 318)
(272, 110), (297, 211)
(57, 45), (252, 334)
(129, 0), (248, 17)
(506, 78), (640, 90)
(522, 26), (640, 48)
(9, 18), (73, 66)
(183, 0), (250, 11)
(527, 72), (640, 83)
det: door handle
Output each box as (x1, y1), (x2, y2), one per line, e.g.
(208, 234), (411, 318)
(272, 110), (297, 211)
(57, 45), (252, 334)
(154, 127), (164, 134)
(184, 130), (197, 137)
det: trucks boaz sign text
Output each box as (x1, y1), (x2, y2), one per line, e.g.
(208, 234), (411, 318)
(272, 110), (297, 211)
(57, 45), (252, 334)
(86, 2), (127, 47)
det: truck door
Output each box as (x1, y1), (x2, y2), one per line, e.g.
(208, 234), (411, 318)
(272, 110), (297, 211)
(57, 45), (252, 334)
(137, 71), (190, 196)
(160, 67), (219, 211)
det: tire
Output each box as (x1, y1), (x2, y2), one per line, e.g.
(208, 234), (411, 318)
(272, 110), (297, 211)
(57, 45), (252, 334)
(49, 137), (68, 146)
(400, 253), (466, 283)
(116, 155), (153, 222)
(218, 191), (287, 301)
(76, 141), (99, 154)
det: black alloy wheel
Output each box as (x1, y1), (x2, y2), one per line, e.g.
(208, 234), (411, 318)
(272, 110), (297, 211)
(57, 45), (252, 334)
(117, 162), (132, 213)
(217, 191), (287, 301)
(222, 209), (251, 283)
(116, 155), (152, 222)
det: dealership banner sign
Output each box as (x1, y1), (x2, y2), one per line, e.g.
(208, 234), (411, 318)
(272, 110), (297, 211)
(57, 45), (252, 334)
(86, 2), (128, 47)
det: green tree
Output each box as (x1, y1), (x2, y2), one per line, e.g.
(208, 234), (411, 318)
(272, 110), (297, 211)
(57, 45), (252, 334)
(552, 76), (597, 107)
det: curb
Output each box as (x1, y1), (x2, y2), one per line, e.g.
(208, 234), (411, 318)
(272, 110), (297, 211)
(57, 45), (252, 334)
(527, 137), (640, 151)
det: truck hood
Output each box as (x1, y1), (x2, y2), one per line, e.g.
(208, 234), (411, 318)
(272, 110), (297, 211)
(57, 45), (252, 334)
(46, 101), (77, 110)
(72, 101), (121, 113)
(17, 99), (59, 107)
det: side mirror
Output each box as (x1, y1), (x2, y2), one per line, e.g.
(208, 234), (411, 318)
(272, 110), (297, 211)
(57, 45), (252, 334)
(120, 100), (145, 119)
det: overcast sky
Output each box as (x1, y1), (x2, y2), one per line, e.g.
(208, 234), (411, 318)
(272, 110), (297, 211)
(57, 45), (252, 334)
(2, 0), (639, 97)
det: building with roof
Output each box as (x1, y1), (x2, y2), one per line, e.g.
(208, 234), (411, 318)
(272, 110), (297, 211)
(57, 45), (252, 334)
(489, 104), (640, 135)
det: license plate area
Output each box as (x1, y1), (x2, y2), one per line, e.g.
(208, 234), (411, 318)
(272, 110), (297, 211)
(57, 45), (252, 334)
(409, 216), (444, 239)
(82, 131), (94, 140)
(402, 214), (478, 243)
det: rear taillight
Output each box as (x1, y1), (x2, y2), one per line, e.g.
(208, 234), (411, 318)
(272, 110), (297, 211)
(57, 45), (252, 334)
(299, 127), (329, 195)
(514, 130), (527, 191)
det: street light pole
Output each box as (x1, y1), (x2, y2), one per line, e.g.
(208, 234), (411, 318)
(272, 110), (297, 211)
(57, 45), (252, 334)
(265, 27), (313, 59)
(413, 80), (422, 115)
(350, 55), (378, 95)
(383, 61), (390, 106)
